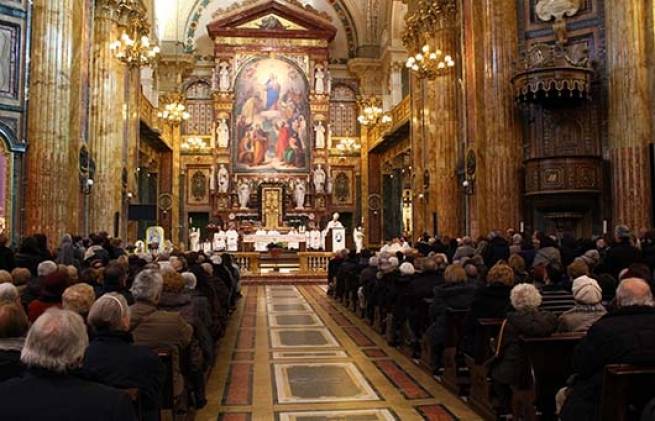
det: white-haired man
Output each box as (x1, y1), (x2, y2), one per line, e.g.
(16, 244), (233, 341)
(129, 269), (192, 399)
(0, 308), (136, 420)
(560, 278), (655, 420)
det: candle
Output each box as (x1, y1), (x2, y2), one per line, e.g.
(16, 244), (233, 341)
(519, 221), (524, 233)
(602, 220), (608, 234)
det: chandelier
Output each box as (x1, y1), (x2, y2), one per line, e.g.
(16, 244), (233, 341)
(181, 136), (210, 152)
(405, 44), (455, 79)
(157, 101), (190, 126)
(109, 24), (161, 67)
(335, 138), (362, 154)
(357, 96), (392, 127)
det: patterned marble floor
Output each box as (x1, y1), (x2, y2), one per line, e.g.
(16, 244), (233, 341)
(196, 285), (481, 421)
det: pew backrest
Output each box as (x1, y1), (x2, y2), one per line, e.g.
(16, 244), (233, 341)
(600, 363), (655, 421)
(154, 347), (175, 410)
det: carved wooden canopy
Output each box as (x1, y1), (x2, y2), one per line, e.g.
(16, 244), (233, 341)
(207, 0), (337, 42)
(512, 43), (594, 103)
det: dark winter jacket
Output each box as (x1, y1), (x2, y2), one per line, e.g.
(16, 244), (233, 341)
(561, 305), (655, 421)
(461, 283), (512, 356)
(484, 237), (510, 268)
(83, 330), (164, 421)
(428, 282), (476, 346)
(0, 367), (136, 420)
(490, 309), (558, 386)
(604, 241), (643, 279)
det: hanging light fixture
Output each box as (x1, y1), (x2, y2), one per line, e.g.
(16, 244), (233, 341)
(181, 136), (210, 152)
(335, 138), (362, 156)
(157, 100), (190, 126)
(405, 43), (455, 79)
(357, 96), (393, 127)
(110, 3), (160, 69)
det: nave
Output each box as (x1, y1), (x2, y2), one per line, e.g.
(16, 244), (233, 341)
(197, 284), (478, 420)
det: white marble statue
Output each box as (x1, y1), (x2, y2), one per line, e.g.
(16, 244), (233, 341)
(216, 118), (229, 148)
(218, 61), (231, 92)
(237, 180), (251, 209)
(293, 180), (306, 210)
(314, 65), (325, 94)
(226, 228), (239, 252)
(189, 228), (201, 252)
(213, 229), (227, 251)
(217, 164), (229, 194)
(314, 121), (326, 149)
(353, 226), (365, 254)
(313, 164), (326, 193)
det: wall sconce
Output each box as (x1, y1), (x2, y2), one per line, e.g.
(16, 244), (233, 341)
(82, 178), (94, 195)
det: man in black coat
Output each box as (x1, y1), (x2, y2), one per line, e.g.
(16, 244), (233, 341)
(560, 278), (655, 420)
(0, 234), (15, 271)
(484, 231), (510, 268)
(0, 308), (136, 420)
(604, 225), (643, 279)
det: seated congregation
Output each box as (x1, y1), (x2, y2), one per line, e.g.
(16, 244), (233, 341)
(328, 226), (655, 420)
(0, 232), (241, 420)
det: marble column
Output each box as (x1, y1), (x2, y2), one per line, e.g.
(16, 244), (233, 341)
(88, 0), (126, 234)
(474, 0), (522, 235)
(25, 0), (77, 241)
(606, 0), (653, 229)
(425, 25), (461, 238)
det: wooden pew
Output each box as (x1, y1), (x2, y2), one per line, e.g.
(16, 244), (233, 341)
(155, 348), (176, 421)
(464, 318), (504, 421)
(518, 333), (585, 421)
(442, 308), (470, 396)
(600, 364), (655, 421)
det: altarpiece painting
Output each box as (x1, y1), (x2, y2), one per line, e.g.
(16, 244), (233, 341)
(232, 57), (310, 173)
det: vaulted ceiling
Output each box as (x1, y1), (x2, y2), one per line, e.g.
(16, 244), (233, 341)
(153, 0), (404, 60)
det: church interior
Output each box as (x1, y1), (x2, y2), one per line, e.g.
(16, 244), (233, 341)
(1, 0), (655, 420)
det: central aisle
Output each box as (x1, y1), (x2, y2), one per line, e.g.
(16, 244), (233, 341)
(196, 285), (480, 420)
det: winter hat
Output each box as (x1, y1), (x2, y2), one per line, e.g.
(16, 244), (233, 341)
(572, 275), (603, 305)
(399, 262), (415, 276)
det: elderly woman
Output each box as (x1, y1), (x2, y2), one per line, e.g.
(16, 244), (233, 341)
(62, 283), (96, 320)
(129, 269), (192, 402)
(83, 293), (164, 421)
(0, 308), (136, 420)
(0, 302), (28, 381)
(0, 283), (19, 304)
(557, 276), (606, 333)
(427, 263), (477, 369)
(490, 284), (557, 409)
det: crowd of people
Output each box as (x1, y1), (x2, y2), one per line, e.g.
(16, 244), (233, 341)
(328, 225), (655, 420)
(0, 231), (241, 420)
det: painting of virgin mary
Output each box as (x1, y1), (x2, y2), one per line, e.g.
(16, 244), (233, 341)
(231, 58), (310, 173)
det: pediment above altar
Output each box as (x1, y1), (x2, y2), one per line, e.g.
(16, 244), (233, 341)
(207, 0), (337, 42)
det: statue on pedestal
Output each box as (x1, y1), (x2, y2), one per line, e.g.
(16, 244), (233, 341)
(217, 164), (229, 194)
(237, 180), (251, 209)
(314, 65), (325, 94)
(216, 118), (230, 148)
(218, 61), (231, 92)
(313, 164), (326, 194)
(293, 180), (306, 209)
(314, 121), (326, 149)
